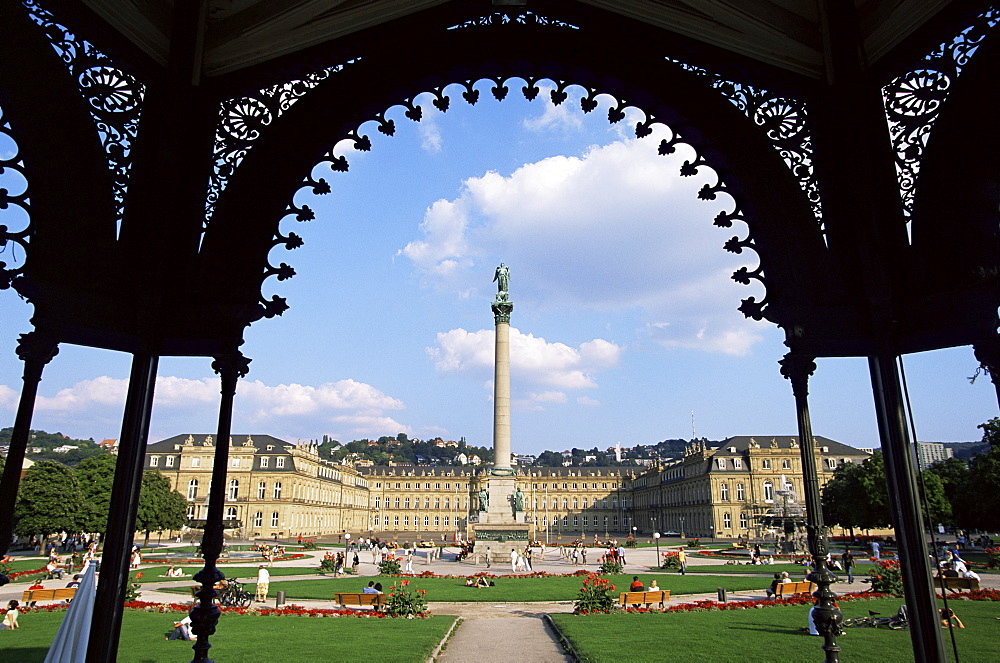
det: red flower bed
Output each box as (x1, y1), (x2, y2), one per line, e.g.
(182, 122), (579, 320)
(9, 566), (48, 580)
(23, 600), (425, 618)
(394, 569), (592, 580)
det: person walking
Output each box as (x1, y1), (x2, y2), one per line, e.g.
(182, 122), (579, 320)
(677, 547), (687, 575)
(404, 548), (413, 573)
(841, 548), (855, 584)
(510, 548), (518, 572)
(255, 565), (270, 602)
(581, 547), (587, 565)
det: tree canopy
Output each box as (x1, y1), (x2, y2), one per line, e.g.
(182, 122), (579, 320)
(13, 461), (84, 536)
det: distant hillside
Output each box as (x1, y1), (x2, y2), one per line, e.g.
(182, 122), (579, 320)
(0, 428), (109, 467)
(943, 441), (990, 460)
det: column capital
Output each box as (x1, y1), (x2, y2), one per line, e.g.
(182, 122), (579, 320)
(779, 352), (816, 398)
(492, 301), (513, 324)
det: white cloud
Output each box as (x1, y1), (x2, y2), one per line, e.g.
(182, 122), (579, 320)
(577, 396), (601, 407)
(419, 112), (443, 153)
(523, 89), (583, 132)
(35, 376), (130, 411)
(399, 132), (764, 355)
(0, 384), (18, 410)
(428, 327), (622, 390)
(237, 379), (404, 418)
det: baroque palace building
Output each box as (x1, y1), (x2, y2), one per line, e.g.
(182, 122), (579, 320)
(146, 434), (868, 541)
(627, 436), (871, 540)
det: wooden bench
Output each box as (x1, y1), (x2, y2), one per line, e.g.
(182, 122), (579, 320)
(775, 581), (815, 598)
(934, 576), (980, 592)
(334, 592), (385, 610)
(22, 587), (77, 604)
(618, 590), (670, 609)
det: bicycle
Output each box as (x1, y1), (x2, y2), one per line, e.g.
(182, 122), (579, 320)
(842, 605), (908, 630)
(216, 578), (253, 608)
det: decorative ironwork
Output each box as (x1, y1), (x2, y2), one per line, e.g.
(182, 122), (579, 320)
(668, 59), (822, 227)
(206, 61), (360, 220)
(23, 0), (145, 226)
(0, 104), (31, 291)
(448, 11), (579, 30)
(883, 9), (999, 218)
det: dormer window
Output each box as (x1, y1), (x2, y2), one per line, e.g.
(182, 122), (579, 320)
(716, 458), (726, 470)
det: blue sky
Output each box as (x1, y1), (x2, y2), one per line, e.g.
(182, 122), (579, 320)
(1, 84), (995, 454)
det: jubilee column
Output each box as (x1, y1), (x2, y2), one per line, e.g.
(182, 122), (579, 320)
(491, 262), (514, 477)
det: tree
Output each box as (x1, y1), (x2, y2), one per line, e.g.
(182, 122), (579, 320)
(136, 471), (187, 545)
(75, 453), (118, 535)
(956, 418), (1000, 531)
(822, 451), (950, 531)
(13, 461), (83, 537)
(927, 457), (972, 527)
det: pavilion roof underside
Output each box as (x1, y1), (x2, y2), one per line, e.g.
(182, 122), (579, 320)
(78, 0), (962, 80)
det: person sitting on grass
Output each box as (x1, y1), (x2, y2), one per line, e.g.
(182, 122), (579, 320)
(940, 608), (965, 629)
(2, 600), (19, 630)
(465, 576), (490, 588)
(166, 615), (195, 641)
(163, 565), (186, 578)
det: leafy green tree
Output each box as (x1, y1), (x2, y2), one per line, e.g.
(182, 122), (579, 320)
(75, 453), (118, 534)
(822, 451), (950, 531)
(958, 418), (1000, 531)
(927, 457), (972, 527)
(136, 471), (187, 545)
(13, 461), (83, 537)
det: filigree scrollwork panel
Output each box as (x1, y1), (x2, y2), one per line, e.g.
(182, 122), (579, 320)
(206, 63), (358, 221)
(23, 0), (145, 226)
(0, 104), (31, 291)
(671, 64), (822, 229)
(883, 9), (999, 219)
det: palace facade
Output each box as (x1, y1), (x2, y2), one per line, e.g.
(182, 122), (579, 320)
(146, 434), (869, 541)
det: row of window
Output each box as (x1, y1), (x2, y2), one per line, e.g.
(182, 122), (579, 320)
(715, 457), (837, 470)
(151, 455), (288, 469)
(374, 482), (469, 490)
(187, 479), (283, 501)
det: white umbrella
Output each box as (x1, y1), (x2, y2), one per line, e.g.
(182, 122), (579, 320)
(44, 559), (98, 663)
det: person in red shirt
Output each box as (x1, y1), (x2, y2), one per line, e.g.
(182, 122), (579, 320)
(629, 576), (644, 592)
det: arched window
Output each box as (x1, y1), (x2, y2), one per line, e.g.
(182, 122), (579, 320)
(723, 513), (732, 529)
(227, 479), (238, 501)
(736, 483), (745, 501)
(739, 513), (748, 529)
(187, 479), (198, 500)
(720, 483), (730, 501)
(225, 507), (237, 520)
(253, 512), (262, 527)
(273, 482), (282, 499)
(763, 481), (774, 502)
(270, 512), (278, 527)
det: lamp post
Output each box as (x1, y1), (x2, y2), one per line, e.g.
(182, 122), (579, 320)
(345, 532), (350, 557)
(680, 516), (686, 540)
(654, 532), (661, 563)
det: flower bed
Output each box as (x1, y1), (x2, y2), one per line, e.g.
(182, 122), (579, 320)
(19, 599), (426, 618)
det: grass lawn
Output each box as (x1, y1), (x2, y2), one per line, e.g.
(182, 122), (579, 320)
(550, 597), (1000, 662)
(3, 610), (456, 662)
(164, 574), (776, 603)
(130, 565), (322, 583)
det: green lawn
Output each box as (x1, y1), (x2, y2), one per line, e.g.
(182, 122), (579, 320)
(130, 565), (322, 583)
(550, 597), (1000, 662)
(166, 574), (776, 603)
(2, 610), (456, 662)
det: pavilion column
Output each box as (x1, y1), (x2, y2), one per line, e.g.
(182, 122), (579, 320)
(0, 332), (59, 558)
(973, 338), (1000, 408)
(88, 350), (159, 663)
(190, 351), (251, 663)
(868, 351), (945, 662)
(780, 352), (842, 662)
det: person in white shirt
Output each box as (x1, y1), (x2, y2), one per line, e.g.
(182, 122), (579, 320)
(255, 566), (270, 602)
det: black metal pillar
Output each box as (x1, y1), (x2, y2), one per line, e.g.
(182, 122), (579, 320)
(869, 352), (946, 662)
(190, 351), (251, 663)
(86, 351), (159, 662)
(0, 332), (59, 557)
(780, 353), (842, 661)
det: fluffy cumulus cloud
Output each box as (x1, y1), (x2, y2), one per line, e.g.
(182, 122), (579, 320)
(428, 327), (622, 394)
(4, 375), (409, 443)
(398, 129), (766, 356)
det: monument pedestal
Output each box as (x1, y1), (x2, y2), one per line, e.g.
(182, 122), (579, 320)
(472, 477), (530, 543)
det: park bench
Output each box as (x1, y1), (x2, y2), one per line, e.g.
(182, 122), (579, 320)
(775, 581), (815, 598)
(22, 587), (77, 604)
(934, 576), (980, 592)
(334, 592), (385, 611)
(618, 590), (670, 609)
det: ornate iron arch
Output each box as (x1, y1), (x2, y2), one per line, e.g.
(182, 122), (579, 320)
(199, 16), (834, 346)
